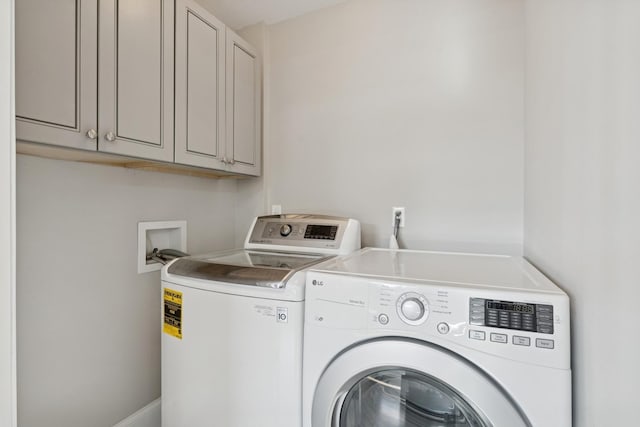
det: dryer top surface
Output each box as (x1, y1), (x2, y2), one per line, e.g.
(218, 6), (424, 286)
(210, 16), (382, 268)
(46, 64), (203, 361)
(312, 248), (564, 294)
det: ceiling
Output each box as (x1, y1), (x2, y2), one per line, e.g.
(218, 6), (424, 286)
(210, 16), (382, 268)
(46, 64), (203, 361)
(196, 0), (348, 29)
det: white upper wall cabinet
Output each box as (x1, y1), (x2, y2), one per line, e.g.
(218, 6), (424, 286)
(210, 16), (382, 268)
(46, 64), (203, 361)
(175, 0), (226, 169)
(16, 0), (261, 176)
(174, 2), (261, 176)
(17, 0), (174, 162)
(98, 0), (174, 161)
(226, 29), (261, 176)
(15, 0), (98, 150)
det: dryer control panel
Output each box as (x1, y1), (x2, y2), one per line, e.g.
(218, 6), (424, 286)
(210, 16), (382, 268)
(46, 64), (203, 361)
(305, 249), (571, 370)
(469, 298), (554, 334)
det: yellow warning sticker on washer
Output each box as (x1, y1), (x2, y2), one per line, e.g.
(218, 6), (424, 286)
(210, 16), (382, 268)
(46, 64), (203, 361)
(163, 288), (182, 339)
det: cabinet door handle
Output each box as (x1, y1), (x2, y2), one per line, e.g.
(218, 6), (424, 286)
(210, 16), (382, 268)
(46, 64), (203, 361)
(86, 129), (98, 140)
(221, 157), (228, 165)
(105, 131), (116, 142)
(228, 159), (235, 165)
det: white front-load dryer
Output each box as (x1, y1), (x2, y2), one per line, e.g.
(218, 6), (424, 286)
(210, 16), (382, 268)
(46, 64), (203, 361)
(303, 248), (571, 427)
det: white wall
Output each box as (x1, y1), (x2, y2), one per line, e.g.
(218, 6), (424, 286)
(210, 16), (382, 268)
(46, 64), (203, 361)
(1, 0), (16, 426)
(16, 155), (237, 427)
(265, 0), (525, 253)
(235, 23), (270, 246)
(524, 1), (640, 425)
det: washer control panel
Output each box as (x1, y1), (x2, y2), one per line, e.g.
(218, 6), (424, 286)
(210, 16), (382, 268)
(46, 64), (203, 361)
(246, 215), (361, 253)
(263, 223), (339, 240)
(469, 298), (554, 334)
(258, 221), (339, 242)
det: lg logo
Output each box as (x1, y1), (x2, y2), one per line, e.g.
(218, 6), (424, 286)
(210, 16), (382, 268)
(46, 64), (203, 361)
(312, 279), (324, 286)
(276, 307), (288, 323)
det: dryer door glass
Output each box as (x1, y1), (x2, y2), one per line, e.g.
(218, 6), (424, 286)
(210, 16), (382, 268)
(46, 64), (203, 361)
(339, 369), (488, 427)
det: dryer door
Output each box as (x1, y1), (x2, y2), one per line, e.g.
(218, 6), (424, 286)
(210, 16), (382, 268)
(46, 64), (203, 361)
(312, 340), (530, 427)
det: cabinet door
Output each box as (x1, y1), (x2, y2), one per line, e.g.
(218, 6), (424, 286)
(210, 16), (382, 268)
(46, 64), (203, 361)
(174, 0), (226, 169)
(15, 0), (98, 150)
(225, 30), (261, 177)
(98, 0), (174, 161)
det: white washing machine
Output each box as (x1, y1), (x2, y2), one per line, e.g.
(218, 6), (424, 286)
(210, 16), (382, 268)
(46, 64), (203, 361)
(303, 248), (571, 427)
(161, 214), (360, 427)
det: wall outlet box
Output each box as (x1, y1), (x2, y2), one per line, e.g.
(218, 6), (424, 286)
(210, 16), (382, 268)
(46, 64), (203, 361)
(138, 220), (187, 273)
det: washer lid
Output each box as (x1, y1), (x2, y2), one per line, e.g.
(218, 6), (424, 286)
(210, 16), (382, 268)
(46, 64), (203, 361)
(167, 249), (332, 288)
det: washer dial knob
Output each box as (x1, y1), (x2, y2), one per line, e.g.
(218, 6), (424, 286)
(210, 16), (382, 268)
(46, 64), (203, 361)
(280, 224), (293, 236)
(396, 292), (429, 325)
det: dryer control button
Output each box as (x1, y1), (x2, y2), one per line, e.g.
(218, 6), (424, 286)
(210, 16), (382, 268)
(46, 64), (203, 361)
(437, 322), (450, 334)
(469, 330), (486, 340)
(378, 314), (389, 325)
(513, 336), (531, 346)
(490, 333), (508, 344)
(536, 338), (555, 349)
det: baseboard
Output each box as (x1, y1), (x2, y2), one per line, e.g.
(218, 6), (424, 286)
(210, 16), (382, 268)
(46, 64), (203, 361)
(113, 398), (161, 427)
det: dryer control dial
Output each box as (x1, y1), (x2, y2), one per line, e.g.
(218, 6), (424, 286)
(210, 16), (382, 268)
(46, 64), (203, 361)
(397, 293), (429, 325)
(401, 298), (424, 321)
